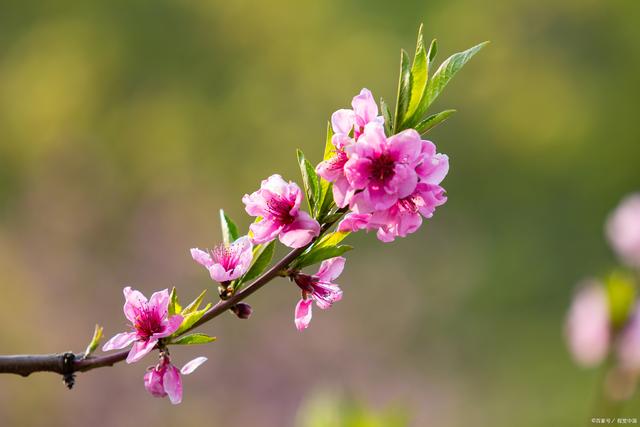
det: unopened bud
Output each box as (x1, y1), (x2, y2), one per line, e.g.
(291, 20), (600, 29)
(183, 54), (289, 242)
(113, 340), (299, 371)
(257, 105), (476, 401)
(231, 303), (252, 319)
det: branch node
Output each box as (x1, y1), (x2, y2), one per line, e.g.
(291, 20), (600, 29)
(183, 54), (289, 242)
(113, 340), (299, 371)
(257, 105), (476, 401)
(61, 352), (76, 390)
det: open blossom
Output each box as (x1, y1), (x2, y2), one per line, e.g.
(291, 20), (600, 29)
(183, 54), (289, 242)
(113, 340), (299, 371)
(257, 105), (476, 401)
(243, 174), (320, 248)
(331, 88), (383, 140)
(191, 236), (253, 283)
(293, 257), (345, 331)
(565, 281), (610, 367)
(607, 194), (640, 267)
(144, 355), (207, 404)
(316, 133), (354, 208)
(102, 287), (183, 363)
(345, 123), (422, 213)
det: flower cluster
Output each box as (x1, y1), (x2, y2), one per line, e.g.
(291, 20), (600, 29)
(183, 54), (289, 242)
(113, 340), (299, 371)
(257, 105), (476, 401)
(318, 89), (449, 242)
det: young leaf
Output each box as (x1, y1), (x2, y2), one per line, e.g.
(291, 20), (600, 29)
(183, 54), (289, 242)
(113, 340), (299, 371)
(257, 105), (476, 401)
(182, 289), (207, 315)
(313, 231), (350, 250)
(171, 333), (216, 345)
(83, 324), (103, 358)
(380, 98), (393, 136)
(317, 181), (334, 222)
(242, 240), (275, 283)
(297, 149), (320, 215)
(419, 41), (488, 115)
(405, 24), (428, 122)
(415, 109), (457, 135)
(427, 38), (438, 70)
(293, 244), (353, 270)
(393, 49), (412, 132)
(168, 287), (182, 317)
(219, 209), (240, 246)
(174, 303), (212, 336)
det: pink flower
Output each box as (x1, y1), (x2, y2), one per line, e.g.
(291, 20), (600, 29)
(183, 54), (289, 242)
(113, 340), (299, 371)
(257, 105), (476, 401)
(345, 123), (422, 213)
(102, 287), (183, 363)
(243, 174), (320, 248)
(331, 88), (383, 140)
(607, 194), (640, 267)
(191, 236), (253, 283)
(144, 355), (207, 404)
(316, 134), (355, 208)
(565, 281), (610, 367)
(617, 307), (640, 372)
(293, 257), (345, 331)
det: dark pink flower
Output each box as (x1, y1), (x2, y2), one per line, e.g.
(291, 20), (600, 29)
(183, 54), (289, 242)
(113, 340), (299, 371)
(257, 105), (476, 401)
(144, 355), (207, 404)
(191, 236), (253, 283)
(243, 174), (320, 248)
(344, 123), (422, 213)
(331, 88), (383, 140)
(316, 134), (356, 208)
(102, 287), (183, 363)
(293, 257), (345, 331)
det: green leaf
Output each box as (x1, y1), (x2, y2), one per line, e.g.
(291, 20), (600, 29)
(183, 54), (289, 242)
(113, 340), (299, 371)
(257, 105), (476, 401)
(174, 303), (212, 336)
(314, 231), (350, 250)
(242, 241), (275, 283)
(427, 38), (438, 70)
(380, 98), (393, 136)
(317, 182), (334, 222)
(83, 324), (103, 358)
(168, 287), (182, 317)
(171, 333), (216, 345)
(316, 123), (336, 220)
(297, 149), (320, 215)
(606, 272), (636, 329)
(393, 49), (411, 132)
(415, 109), (457, 134)
(294, 245), (353, 270)
(182, 289), (207, 315)
(219, 209), (240, 246)
(419, 41), (488, 115)
(405, 24), (428, 122)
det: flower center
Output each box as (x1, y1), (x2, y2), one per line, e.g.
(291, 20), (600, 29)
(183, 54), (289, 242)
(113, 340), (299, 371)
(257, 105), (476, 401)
(265, 196), (295, 224)
(134, 304), (164, 340)
(370, 154), (395, 183)
(398, 193), (425, 214)
(328, 149), (348, 172)
(212, 245), (239, 272)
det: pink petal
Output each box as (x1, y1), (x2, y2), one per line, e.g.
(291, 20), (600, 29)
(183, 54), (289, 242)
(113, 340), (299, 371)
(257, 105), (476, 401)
(338, 213), (371, 233)
(181, 356), (208, 375)
(102, 332), (137, 352)
(262, 174), (289, 195)
(332, 176), (356, 208)
(344, 157), (372, 190)
(351, 88), (378, 124)
(123, 287), (147, 323)
(163, 364), (183, 405)
(149, 289), (170, 314)
(249, 218), (283, 244)
(144, 368), (167, 397)
(209, 264), (233, 283)
(126, 339), (157, 364)
(317, 257), (346, 282)
(418, 153), (449, 185)
(331, 109), (356, 135)
(154, 314), (184, 339)
(387, 163), (418, 199)
(279, 211), (320, 248)
(190, 248), (213, 268)
(295, 299), (313, 331)
(387, 129), (422, 164)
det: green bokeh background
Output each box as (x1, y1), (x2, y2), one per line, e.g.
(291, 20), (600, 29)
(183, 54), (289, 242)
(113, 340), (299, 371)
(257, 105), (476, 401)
(1, 1), (639, 426)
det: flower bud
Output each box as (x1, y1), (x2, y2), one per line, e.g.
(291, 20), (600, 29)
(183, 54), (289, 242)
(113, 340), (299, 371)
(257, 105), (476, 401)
(231, 303), (253, 319)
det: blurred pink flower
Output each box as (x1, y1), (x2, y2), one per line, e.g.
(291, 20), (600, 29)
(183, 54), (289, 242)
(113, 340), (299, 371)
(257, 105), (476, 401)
(565, 281), (610, 367)
(617, 306), (640, 372)
(293, 257), (345, 331)
(606, 194), (640, 267)
(102, 287), (183, 363)
(191, 236), (253, 283)
(144, 355), (207, 404)
(243, 174), (320, 248)
(345, 123), (422, 213)
(331, 88), (383, 140)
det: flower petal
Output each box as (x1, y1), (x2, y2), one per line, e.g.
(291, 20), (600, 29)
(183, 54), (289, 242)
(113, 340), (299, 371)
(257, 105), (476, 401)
(123, 287), (147, 323)
(249, 218), (283, 245)
(316, 257), (346, 282)
(338, 213), (371, 233)
(181, 356), (208, 375)
(295, 299), (313, 331)
(163, 364), (183, 405)
(144, 368), (167, 397)
(351, 88), (378, 125)
(149, 289), (170, 316)
(387, 129), (422, 164)
(102, 332), (137, 352)
(279, 211), (320, 248)
(154, 314), (184, 339)
(331, 109), (355, 135)
(209, 264), (232, 283)
(190, 248), (214, 268)
(126, 339), (157, 364)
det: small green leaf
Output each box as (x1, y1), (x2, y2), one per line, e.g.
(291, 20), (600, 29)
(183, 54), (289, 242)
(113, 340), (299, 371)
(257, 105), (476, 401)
(415, 109), (457, 134)
(317, 182), (334, 222)
(293, 245), (353, 270)
(174, 303), (212, 336)
(182, 289), (207, 315)
(393, 49), (412, 133)
(171, 333), (216, 345)
(314, 231), (350, 249)
(320, 211), (345, 225)
(606, 272), (636, 329)
(427, 38), (438, 69)
(297, 149), (320, 215)
(380, 98), (393, 136)
(242, 240), (275, 283)
(168, 287), (182, 317)
(420, 41), (488, 114)
(405, 24), (428, 122)
(219, 209), (240, 246)
(83, 324), (103, 358)
(316, 123), (336, 220)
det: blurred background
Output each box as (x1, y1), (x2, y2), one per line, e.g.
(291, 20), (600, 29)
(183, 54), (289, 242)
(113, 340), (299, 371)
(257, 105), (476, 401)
(1, 0), (639, 426)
